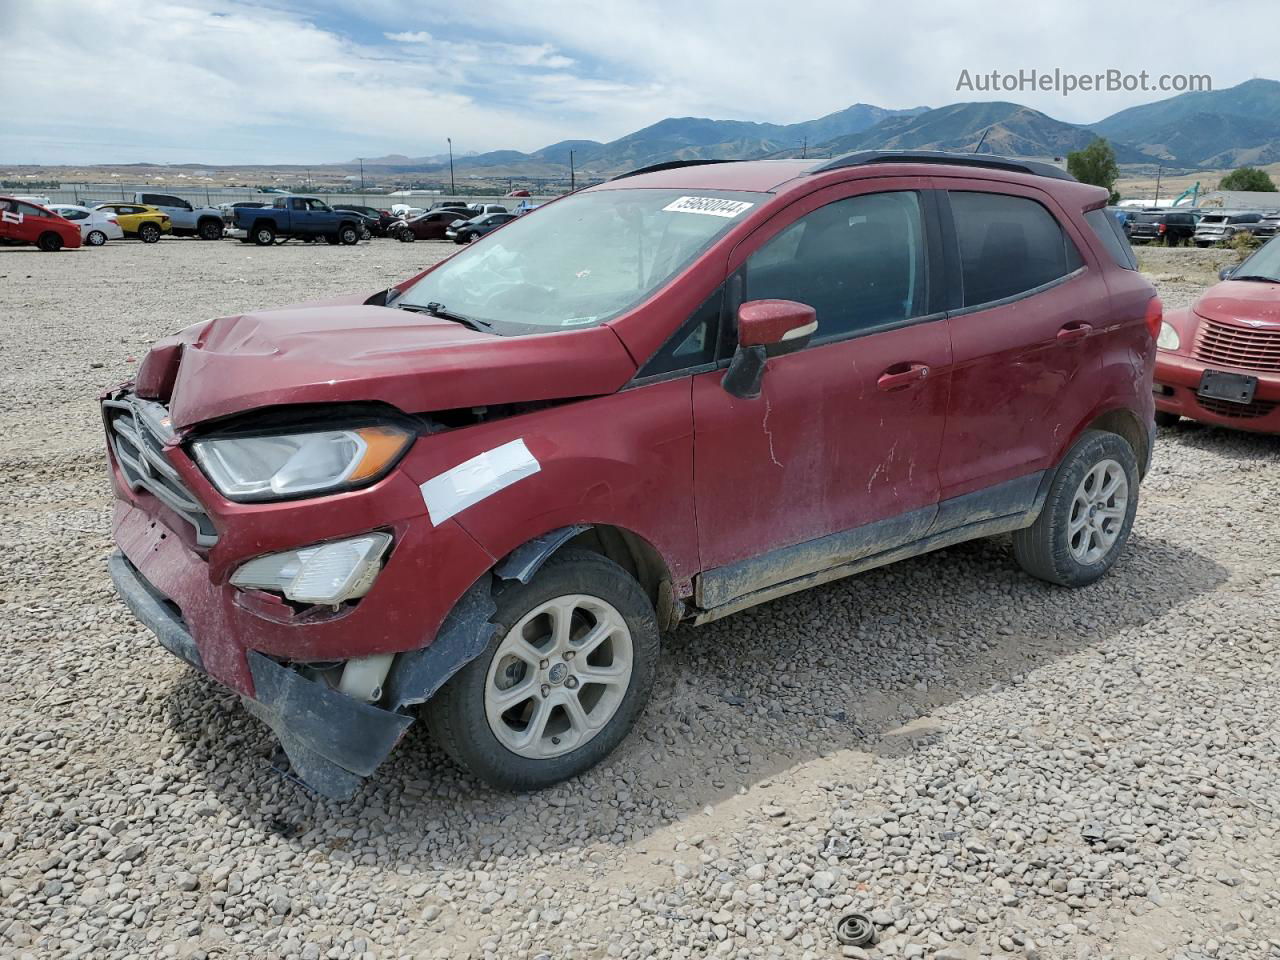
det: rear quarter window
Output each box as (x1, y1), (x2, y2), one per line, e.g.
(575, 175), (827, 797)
(1084, 208), (1138, 270)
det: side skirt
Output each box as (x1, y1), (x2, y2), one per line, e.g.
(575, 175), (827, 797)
(690, 470), (1049, 626)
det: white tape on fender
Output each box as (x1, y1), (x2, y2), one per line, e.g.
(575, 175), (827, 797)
(661, 196), (754, 218)
(420, 438), (541, 526)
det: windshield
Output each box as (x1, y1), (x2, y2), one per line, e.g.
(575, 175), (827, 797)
(397, 188), (764, 333)
(1233, 237), (1280, 282)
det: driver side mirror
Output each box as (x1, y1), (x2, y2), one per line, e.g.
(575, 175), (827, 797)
(721, 299), (817, 399)
(1219, 266), (1236, 281)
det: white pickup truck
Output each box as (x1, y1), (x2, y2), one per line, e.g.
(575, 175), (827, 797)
(133, 193), (225, 240)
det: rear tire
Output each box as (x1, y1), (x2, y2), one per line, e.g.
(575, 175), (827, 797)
(37, 232), (63, 252)
(138, 223), (161, 244)
(1012, 430), (1139, 588)
(198, 219), (223, 241)
(426, 549), (659, 791)
(253, 225), (275, 246)
(86, 230), (107, 247)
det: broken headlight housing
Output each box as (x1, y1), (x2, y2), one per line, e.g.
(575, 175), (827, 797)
(191, 425), (412, 501)
(231, 532), (392, 605)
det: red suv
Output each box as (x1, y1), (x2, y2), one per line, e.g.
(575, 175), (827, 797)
(103, 152), (1159, 797)
(1154, 237), (1280, 433)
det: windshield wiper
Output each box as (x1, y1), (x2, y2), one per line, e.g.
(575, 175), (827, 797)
(396, 300), (492, 332)
(1230, 274), (1280, 284)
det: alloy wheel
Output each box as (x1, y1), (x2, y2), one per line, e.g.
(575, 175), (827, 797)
(484, 594), (633, 759)
(1068, 459), (1128, 564)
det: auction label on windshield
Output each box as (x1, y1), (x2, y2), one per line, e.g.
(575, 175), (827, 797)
(662, 196), (754, 218)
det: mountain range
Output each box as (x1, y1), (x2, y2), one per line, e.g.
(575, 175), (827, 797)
(351, 78), (1280, 180)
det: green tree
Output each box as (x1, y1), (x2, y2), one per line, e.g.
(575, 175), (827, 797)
(1067, 138), (1121, 204)
(1218, 166), (1277, 192)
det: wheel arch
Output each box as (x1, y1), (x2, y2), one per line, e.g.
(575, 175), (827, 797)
(1078, 407), (1152, 478)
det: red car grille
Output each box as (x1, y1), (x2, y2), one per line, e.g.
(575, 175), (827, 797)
(1195, 395), (1278, 420)
(1193, 318), (1280, 372)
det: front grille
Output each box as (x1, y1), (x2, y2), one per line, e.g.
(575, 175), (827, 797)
(1195, 395), (1278, 420)
(104, 395), (218, 546)
(1193, 319), (1280, 373)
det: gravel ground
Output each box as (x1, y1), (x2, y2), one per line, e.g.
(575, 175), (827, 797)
(1, 240), (1277, 960)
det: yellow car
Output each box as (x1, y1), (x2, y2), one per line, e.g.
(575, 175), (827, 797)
(93, 203), (172, 243)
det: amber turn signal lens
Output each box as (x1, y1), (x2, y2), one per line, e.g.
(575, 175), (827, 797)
(349, 425), (414, 481)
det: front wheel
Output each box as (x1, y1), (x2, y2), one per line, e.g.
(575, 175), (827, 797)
(86, 229), (107, 247)
(1012, 430), (1139, 587)
(339, 225), (360, 245)
(426, 549), (659, 790)
(396, 228), (415, 243)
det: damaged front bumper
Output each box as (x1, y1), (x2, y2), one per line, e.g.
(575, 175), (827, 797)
(110, 551), (413, 798)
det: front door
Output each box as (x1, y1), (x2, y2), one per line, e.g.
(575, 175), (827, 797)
(691, 182), (952, 609)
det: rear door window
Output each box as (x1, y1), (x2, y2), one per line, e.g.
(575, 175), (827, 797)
(949, 192), (1083, 307)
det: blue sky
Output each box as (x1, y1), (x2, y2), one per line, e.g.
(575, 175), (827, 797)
(0, 0), (1272, 165)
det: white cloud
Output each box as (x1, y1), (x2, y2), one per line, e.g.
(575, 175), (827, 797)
(1, 0), (1275, 164)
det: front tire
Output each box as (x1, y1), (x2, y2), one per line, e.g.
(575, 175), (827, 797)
(138, 223), (161, 243)
(86, 229), (107, 247)
(1012, 430), (1139, 587)
(338, 224), (360, 245)
(426, 549), (659, 790)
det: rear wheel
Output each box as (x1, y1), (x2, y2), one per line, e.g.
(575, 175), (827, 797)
(426, 549), (659, 790)
(1012, 430), (1139, 587)
(86, 230), (107, 247)
(36, 232), (63, 252)
(138, 222), (161, 243)
(253, 224), (275, 246)
(198, 219), (223, 241)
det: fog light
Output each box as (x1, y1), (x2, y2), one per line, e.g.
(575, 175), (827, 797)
(231, 533), (392, 605)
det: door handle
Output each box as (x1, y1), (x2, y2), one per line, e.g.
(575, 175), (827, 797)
(877, 363), (931, 391)
(1057, 322), (1093, 342)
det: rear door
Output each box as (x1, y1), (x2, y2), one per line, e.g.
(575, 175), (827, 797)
(934, 182), (1109, 509)
(690, 180), (952, 607)
(13, 201), (58, 244)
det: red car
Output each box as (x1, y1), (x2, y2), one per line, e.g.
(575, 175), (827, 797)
(1154, 238), (1280, 433)
(392, 208), (470, 242)
(0, 196), (82, 251)
(103, 152), (1158, 797)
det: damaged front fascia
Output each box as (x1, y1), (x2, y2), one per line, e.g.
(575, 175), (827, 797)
(382, 576), (499, 711)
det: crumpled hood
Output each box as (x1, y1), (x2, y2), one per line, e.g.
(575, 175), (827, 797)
(1193, 280), (1280, 330)
(138, 297), (638, 429)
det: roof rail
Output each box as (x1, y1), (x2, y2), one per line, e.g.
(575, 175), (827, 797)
(610, 158), (737, 181)
(809, 150), (1077, 182)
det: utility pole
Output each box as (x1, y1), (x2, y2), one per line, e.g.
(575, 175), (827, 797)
(359, 158), (364, 192)
(569, 149), (576, 192)
(1153, 164), (1164, 208)
(447, 138), (456, 196)
(801, 137), (807, 159)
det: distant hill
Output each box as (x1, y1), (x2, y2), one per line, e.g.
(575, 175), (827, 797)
(805, 101), (1147, 163)
(1091, 78), (1280, 167)
(339, 79), (1280, 179)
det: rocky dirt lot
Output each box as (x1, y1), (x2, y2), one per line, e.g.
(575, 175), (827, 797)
(0, 240), (1277, 960)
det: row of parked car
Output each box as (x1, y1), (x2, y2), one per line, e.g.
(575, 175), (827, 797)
(0, 192), (534, 252)
(1117, 207), (1280, 246)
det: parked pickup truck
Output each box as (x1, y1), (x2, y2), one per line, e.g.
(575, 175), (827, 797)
(134, 193), (226, 240)
(230, 196), (365, 246)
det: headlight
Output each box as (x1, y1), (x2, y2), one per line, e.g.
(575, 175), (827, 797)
(1157, 321), (1181, 351)
(192, 425), (412, 501)
(231, 532), (391, 605)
